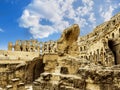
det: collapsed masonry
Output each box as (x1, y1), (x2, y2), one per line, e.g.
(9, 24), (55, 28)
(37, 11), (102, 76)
(0, 13), (120, 90)
(8, 40), (57, 54)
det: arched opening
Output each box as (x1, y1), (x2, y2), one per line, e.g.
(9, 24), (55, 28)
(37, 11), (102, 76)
(20, 46), (23, 51)
(84, 46), (86, 50)
(108, 40), (117, 65)
(112, 20), (115, 25)
(32, 59), (45, 81)
(80, 47), (82, 51)
(12, 47), (14, 51)
(26, 48), (28, 52)
(25, 57), (45, 83)
(112, 33), (114, 38)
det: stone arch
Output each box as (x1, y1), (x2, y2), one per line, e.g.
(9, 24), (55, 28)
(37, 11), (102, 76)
(84, 46), (86, 50)
(25, 56), (45, 83)
(112, 33), (115, 38)
(108, 40), (117, 65)
(80, 47), (82, 51)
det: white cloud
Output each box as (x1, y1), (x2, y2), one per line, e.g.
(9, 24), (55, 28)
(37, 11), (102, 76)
(89, 13), (96, 23)
(19, 0), (96, 38)
(99, 1), (119, 22)
(100, 6), (115, 21)
(0, 28), (4, 32)
(19, 0), (119, 38)
(76, 0), (94, 17)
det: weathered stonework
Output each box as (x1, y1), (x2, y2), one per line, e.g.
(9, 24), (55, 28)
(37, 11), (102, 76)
(0, 13), (120, 90)
(57, 24), (80, 56)
(78, 13), (120, 67)
(32, 13), (120, 90)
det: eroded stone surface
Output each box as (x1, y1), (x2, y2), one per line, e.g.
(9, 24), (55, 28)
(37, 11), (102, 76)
(57, 24), (80, 56)
(0, 13), (120, 90)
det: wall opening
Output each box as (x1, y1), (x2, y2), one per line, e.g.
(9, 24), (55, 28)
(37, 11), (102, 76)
(80, 47), (82, 51)
(25, 57), (45, 83)
(108, 40), (117, 65)
(60, 67), (69, 74)
(20, 46), (23, 51)
(112, 33), (114, 38)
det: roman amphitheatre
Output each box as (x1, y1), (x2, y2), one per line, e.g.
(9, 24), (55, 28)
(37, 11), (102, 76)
(0, 12), (120, 90)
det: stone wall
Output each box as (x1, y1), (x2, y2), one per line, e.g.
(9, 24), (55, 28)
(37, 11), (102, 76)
(0, 50), (39, 60)
(0, 12), (120, 90)
(43, 54), (58, 73)
(78, 13), (120, 67)
(25, 56), (45, 83)
(33, 59), (120, 90)
(8, 40), (58, 54)
(32, 13), (120, 90)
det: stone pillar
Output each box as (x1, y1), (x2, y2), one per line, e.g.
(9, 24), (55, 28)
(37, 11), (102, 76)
(21, 41), (27, 51)
(36, 42), (40, 52)
(26, 41), (31, 52)
(11, 78), (19, 90)
(8, 42), (13, 51)
(47, 42), (50, 53)
(42, 42), (49, 53)
(52, 42), (57, 53)
(14, 40), (21, 51)
(43, 42), (46, 53)
(39, 42), (43, 54)
(31, 40), (37, 52)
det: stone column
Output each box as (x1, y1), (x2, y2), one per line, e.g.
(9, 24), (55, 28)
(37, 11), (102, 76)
(21, 41), (27, 51)
(43, 42), (48, 53)
(47, 42), (50, 53)
(39, 42), (43, 54)
(31, 40), (37, 52)
(8, 42), (13, 51)
(36, 42), (40, 52)
(14, 40), (21, 51)
(26, 41), (31, 52)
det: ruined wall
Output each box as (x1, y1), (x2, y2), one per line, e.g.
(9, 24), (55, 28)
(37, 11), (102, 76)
(0, 12), (120, 90)
(42, 41), (57, 54)
(0, 50), (39, 60)
(32, 13), (120, 90)
(43, 54), (58, 73)
(8, 40), (41, 52)
(0, 64), (25, 88)
(25, 56), (45, 83)
(0, 56), (45, 88)
(57, 24), (80, 56)
(7, 39), (58, 55)
(78, 13), (120, 67)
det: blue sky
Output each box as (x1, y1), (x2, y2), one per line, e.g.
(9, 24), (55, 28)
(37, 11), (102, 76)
(0, 0), (120, 50)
